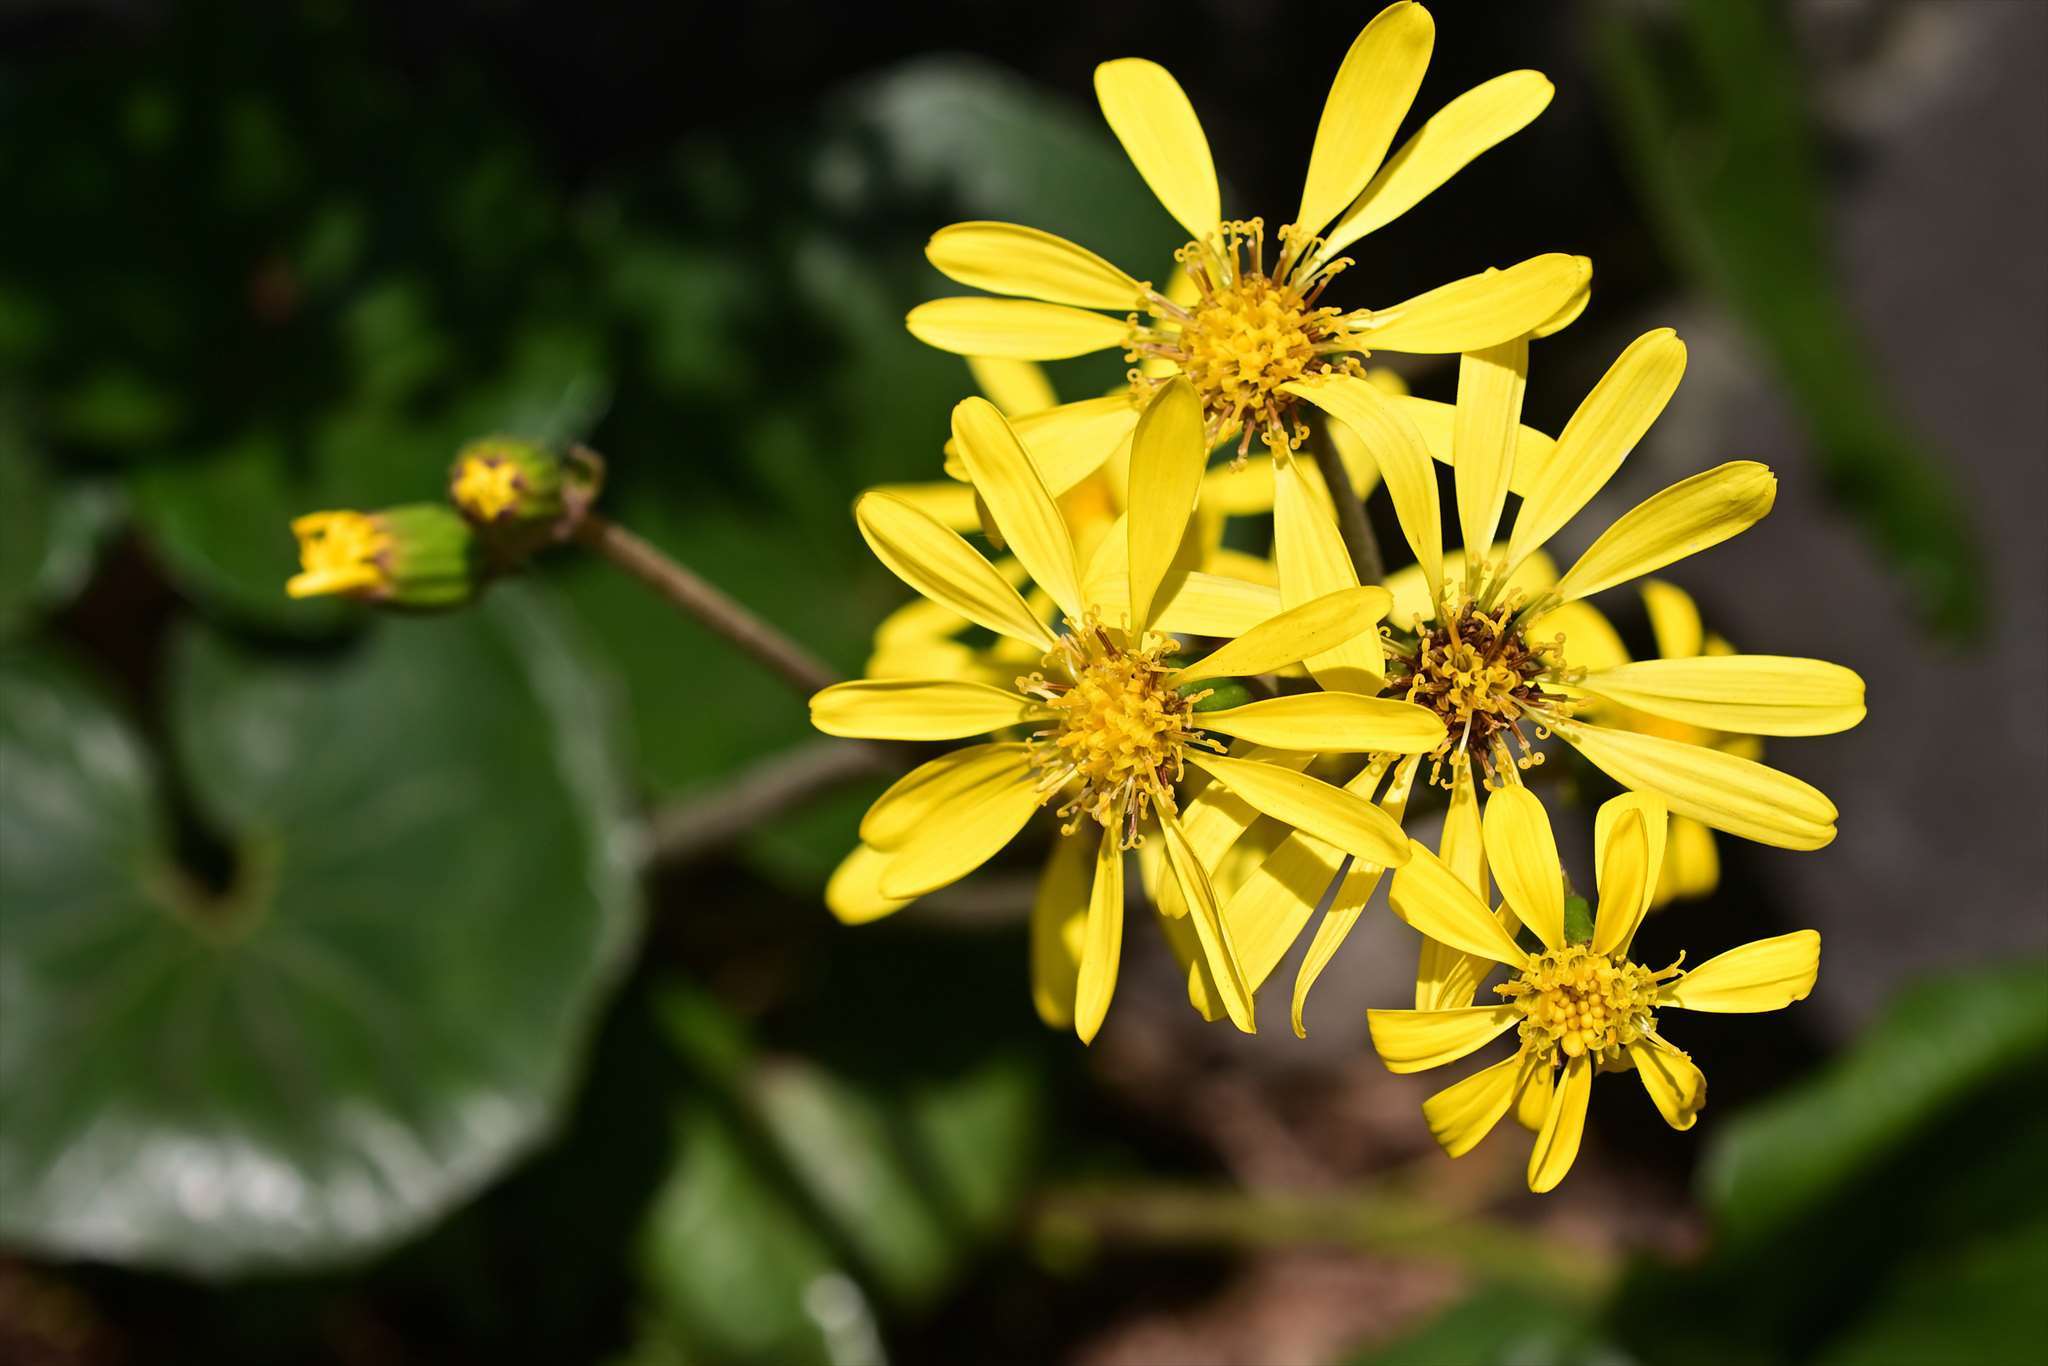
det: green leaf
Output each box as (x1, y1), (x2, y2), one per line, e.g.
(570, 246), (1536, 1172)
(0, 423), (53, 637)
(0, 588), (640, 1274)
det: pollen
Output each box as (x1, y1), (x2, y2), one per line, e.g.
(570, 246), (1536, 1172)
(1019, 617), (1222, 846)
(1127, 219), (1368, 459)
(1385, 593), (1576, 788)
(1498, 944), (1673, 1066)
(451, 454), (525, 522)
(286, 511), (390, 600)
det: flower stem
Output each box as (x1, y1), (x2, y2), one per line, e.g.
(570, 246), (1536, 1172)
(1306, 416), (1385, 586)
(573, 512), (840, 697)
(647, 738), (893, 866)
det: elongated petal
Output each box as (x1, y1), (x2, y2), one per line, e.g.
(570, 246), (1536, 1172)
(1389, 841), (1526, 967)
(1578, 655), (1866, 737)
(1286, 373), (1442, 591)
(811, 679), (1037, 740)
(1642, 578), (1703, 659)
(1508, 329), (1687, 569)
(1173, 584), (1389, 683)
(877, 766), (1043, 898)
(867, 479), (982, 531)
(1417, 754), (1492, 1009)
(1661, 930), (1820, 1013)
(1534, 599), (1629, 673)
(1356, 254), (1592, 354)
(1297, 2), (1434, 234)
(1592, 793), (1666, 955)
(908, 297), (1128, 360)
(1557, 720), (1836, 850)
(1094, 58), (1220, 242)
(1528, 1054), (1592, 1192)
(1553, 462), (1777, 603)
(1030, 833), (1090, 1029)
(1515, 1056), (1553, 1131)
(1453, 336), (1528, 569)
(1156, 746), (1307, 920)
(1118, 570), (1283, 636)
(951, 397), (1086, 620)
(1658, 814), (1719, 905)
(1293, 755), (1420, 1034)
(1160, 805), (1256, 1033)
(1367, 1003), (1519, 1074)
(968, 355), (1057, 416)
(1322, 70), (1555, 259)
(1482, 785), (1565, 951)
(860, 742), (1030, 848)
(826, 844), (915, 925)
(927, 222), (1143, 310)
(1200, 692), (1444, 755)
(1423, 1051), (1527, 1157)
(943, 396), (1140, 497)
(1127, 379), (1207, 631)
(1187, 751), (1409, 864)
(1272, 458), (1384, 689)
(1075, 827), (1126, 1044)
(1629, 1036), (1706, 1131)
(1389, 393), (1558, 500)
(857, 493), (1054, 649)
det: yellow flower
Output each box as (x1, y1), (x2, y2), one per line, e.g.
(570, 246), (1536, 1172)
(286, 504), (480, 608)
(813, 380), (1449, 1041)
(288, 511), (392, 600)
(1366, 787), (1820, 1191)
(907, 1), (1589, 491)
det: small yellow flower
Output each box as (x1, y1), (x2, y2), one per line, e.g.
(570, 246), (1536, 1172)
(287, 511), (392, 600)
(286, 504), (479, 609)
(814, 380), (1450, 1042)
(1366, 787), (1820, 1191)
(908, 1), (1588, 489)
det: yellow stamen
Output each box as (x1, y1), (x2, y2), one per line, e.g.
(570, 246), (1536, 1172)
(1387, 591), (1577, 788)
(286, 511), (390, 600)
(1497, 943), (1674, 1067)
(450, 454), (524, 522)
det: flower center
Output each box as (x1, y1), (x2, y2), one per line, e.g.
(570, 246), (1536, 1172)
(1385, 595), (1576, 788)
(1498, 944), (1670, 1066)
(1019, 618), (1221, 846)
(287, 511), (390, 599)
(1127, 219), (1366, 459)
(451, 454), (525, 522)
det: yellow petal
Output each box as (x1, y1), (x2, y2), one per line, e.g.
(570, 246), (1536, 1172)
(1515, 1056), (1553, 1132)
(1272, 458), (1384, 689)
(1150, 571), (1284, 637)
(860, 742), (1030, 849)
(1417, 754), (1493, 1009)
(1292, 755), (1420, 1034)
(825, 844), (915, 925)
(873, 556), (1032, 649)
(1661, 930), (1820, 1013)
(1075, 826), (1126, 1044)
(951, 397), (1086, 621)
(1384, 546), (1556, 629)
(1223, 760), (1378, 990)
(968, 355), (1058, 417)
(1552, 462), (1777, 603)
(1532, 599), (1629, 673)
(1160, 804), (1256, 1033)
(1577, 655), (1866, 737)
(1094, 58), (1220, 243)
(1366, 1003), (1519, 1074)
(1156, 746), (1308, 920)
(1126, 379), (1208, 632)
(1642, 578), (1703, 659)
(1296, 1), (1434, 235)
(857, 493), (1055, 649)
(1198, 692), (1443, 754)
(1657, 814), (1720, 905)
(811, 679), (1036, 740)
(1507, 329), (1687, 569)
(1556, 720), (1836, 850)
(1285, 373), (1442, 592)
(907, 297), (1128, 360)
(1186, 751), (1410, 865)
(1030, 834), (1090, 1029)
(1388, 841), (1526, 967)
(1321, 70), (1555, 259)
(945, 396), (1140, 498)
(1423, 1051), (1528, 1157)
(1389, 393), (1558, 500)
(866, 479), (982, 532)
(1172, 584), (1389, 684)
(877, 765), (1043, 898)
(1355, 254), (1592, 355)
(926, 222), (1143, 310)
(1199, 458), (1279, 516)
(1452, 336), (1528, 569)
(1591, 792), (1667, 955)
(1482, 784), (1565, 951)
(1528, 1053), (1592, 1192)
(1628, 1036), (1706, 1131)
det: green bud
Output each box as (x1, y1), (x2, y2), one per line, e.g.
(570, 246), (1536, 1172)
(1181, 678), (1254, 712)
(288, 503), (480, 610)
(1563, 893), (1595, 946)
(449, 436), (602, 536)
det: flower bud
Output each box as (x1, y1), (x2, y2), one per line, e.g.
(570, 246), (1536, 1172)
(286, 504), (480, 609)
(448, 437), (602, 537)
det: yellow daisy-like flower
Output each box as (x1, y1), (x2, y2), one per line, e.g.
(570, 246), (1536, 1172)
(285, 504), (480, 609)
(907, 1), (1589, 490)
(1366, 786), (1820, 1191)
(813, 381), (1450, 1041)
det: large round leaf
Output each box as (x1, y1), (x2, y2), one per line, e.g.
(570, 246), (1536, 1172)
(0, 589), (639, 1275)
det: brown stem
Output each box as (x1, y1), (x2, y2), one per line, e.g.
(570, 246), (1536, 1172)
(1306, 416), (1385, 587)
(648, 738), (894, 866)
(573, 512), (840, 697)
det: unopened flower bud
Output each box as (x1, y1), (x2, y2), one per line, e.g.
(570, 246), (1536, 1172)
(448, 437), (602, 539)
(286, 504), (480, 609)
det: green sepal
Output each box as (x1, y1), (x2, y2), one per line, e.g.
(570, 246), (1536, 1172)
(1180, 677), (1253, 712)
(373, 503), (481, 609)
(1563, 893), (1595, 946)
